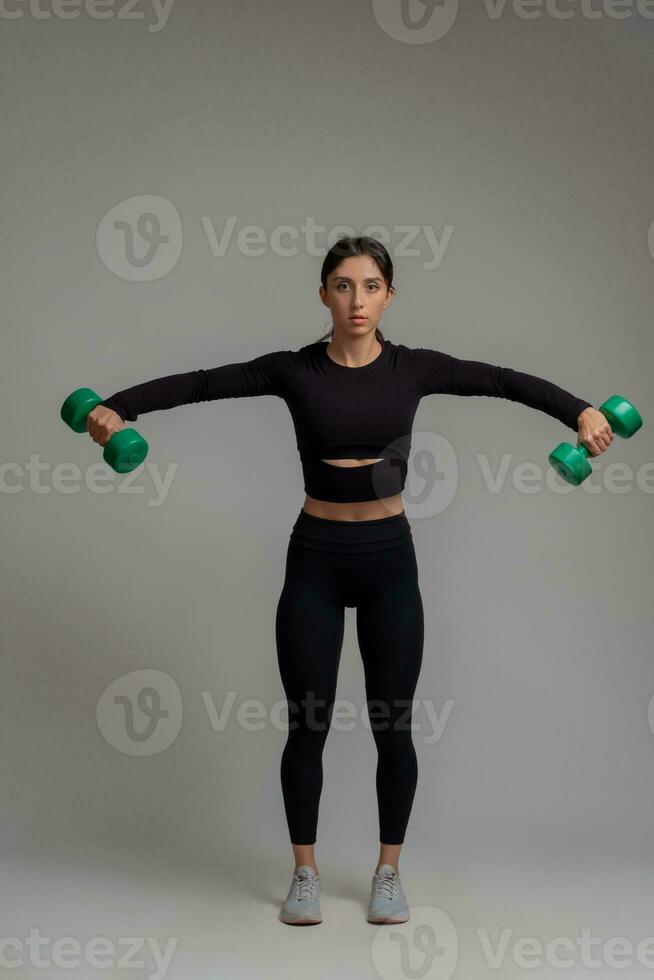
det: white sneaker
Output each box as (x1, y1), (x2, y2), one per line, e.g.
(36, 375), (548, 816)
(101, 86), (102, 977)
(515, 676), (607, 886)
(367, 863), (410, 924)
(279, 865), (322, 925)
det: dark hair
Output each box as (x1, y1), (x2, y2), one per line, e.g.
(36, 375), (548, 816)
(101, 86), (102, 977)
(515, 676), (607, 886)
(317, 235), (395, 343)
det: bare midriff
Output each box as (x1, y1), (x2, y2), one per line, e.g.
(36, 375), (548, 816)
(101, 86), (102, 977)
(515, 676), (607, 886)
(302, 458), (405, 521)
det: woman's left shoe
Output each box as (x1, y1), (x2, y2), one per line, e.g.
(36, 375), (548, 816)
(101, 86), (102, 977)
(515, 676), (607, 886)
(367, 863), (410, 924)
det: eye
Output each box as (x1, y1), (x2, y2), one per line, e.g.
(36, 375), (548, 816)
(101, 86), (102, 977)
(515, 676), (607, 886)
(335, 282), (380, 291)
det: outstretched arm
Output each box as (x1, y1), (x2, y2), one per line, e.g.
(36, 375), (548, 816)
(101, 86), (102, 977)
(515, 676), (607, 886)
(413, 347), (593, 432)
(86, 348), (293, 448)
(99, 349), (293, 422)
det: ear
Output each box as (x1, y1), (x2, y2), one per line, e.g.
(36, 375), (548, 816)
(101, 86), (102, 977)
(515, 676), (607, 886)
(382, 288), (394, 310)
(318, 285), (330, 309)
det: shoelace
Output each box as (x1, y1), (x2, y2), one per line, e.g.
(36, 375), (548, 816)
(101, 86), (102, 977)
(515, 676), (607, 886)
(372, 871), (401, 901)
(293, 873), (319, 902)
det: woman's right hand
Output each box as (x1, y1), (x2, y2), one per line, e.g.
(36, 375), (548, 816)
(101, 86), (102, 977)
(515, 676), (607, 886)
(87, 405), (124, 447)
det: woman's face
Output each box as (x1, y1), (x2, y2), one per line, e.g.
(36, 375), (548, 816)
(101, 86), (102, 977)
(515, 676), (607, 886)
(319, 255), (393, 339)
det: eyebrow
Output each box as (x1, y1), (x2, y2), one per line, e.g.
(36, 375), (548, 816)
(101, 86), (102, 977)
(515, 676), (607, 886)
(332, 276), (383, 283)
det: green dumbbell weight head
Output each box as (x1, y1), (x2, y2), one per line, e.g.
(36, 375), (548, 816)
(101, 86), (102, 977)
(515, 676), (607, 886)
(548, 395), (643, 486)
(60, 387), (149, 474)
(101, 428), (149, 473)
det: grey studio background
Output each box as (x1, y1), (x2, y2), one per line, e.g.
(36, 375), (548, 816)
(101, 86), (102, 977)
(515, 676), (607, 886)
(2, 2), (654, 979)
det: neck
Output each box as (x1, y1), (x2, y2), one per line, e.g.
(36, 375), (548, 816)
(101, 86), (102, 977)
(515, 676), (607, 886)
(327, 333), (382, 368)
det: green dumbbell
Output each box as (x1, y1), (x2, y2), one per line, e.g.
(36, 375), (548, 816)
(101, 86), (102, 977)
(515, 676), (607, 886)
(548, 395), (643, 486)
(61, 387), (148, 474)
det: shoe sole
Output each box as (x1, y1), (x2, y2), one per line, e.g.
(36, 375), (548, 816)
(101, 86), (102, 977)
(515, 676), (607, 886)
(279, 913), (322, 925)
(367, 913), (410, 924)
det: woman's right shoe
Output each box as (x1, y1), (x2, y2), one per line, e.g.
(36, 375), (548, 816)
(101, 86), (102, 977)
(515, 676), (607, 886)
(279, 865), (323, 925)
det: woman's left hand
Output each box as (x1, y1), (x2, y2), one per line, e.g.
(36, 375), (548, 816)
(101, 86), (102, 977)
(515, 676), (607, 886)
(576, 406), (614, 456)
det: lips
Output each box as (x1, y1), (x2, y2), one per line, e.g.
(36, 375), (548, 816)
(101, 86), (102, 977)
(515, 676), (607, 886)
(350, 316), (367, 321)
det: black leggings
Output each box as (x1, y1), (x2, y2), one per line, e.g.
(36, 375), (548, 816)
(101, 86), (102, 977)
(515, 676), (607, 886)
(275, 508), (424, 845)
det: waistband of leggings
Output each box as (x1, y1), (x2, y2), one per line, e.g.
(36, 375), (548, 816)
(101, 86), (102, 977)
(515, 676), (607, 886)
(290, 508), (412, 552)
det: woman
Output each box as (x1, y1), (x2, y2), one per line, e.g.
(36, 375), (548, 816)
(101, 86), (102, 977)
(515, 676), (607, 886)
(88, 236), (612, 926)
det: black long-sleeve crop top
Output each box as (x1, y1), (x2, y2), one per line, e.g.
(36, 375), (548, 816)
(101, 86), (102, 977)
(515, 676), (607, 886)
(100, 338), (593, 503)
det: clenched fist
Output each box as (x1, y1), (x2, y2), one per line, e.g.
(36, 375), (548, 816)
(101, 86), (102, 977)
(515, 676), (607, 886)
(576, 406), (613, 456)
(87, 405), (124, 447)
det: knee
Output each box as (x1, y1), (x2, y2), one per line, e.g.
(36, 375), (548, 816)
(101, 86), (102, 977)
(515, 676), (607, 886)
(371, 725), (416, 760)
(283, 723), (331, 757)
